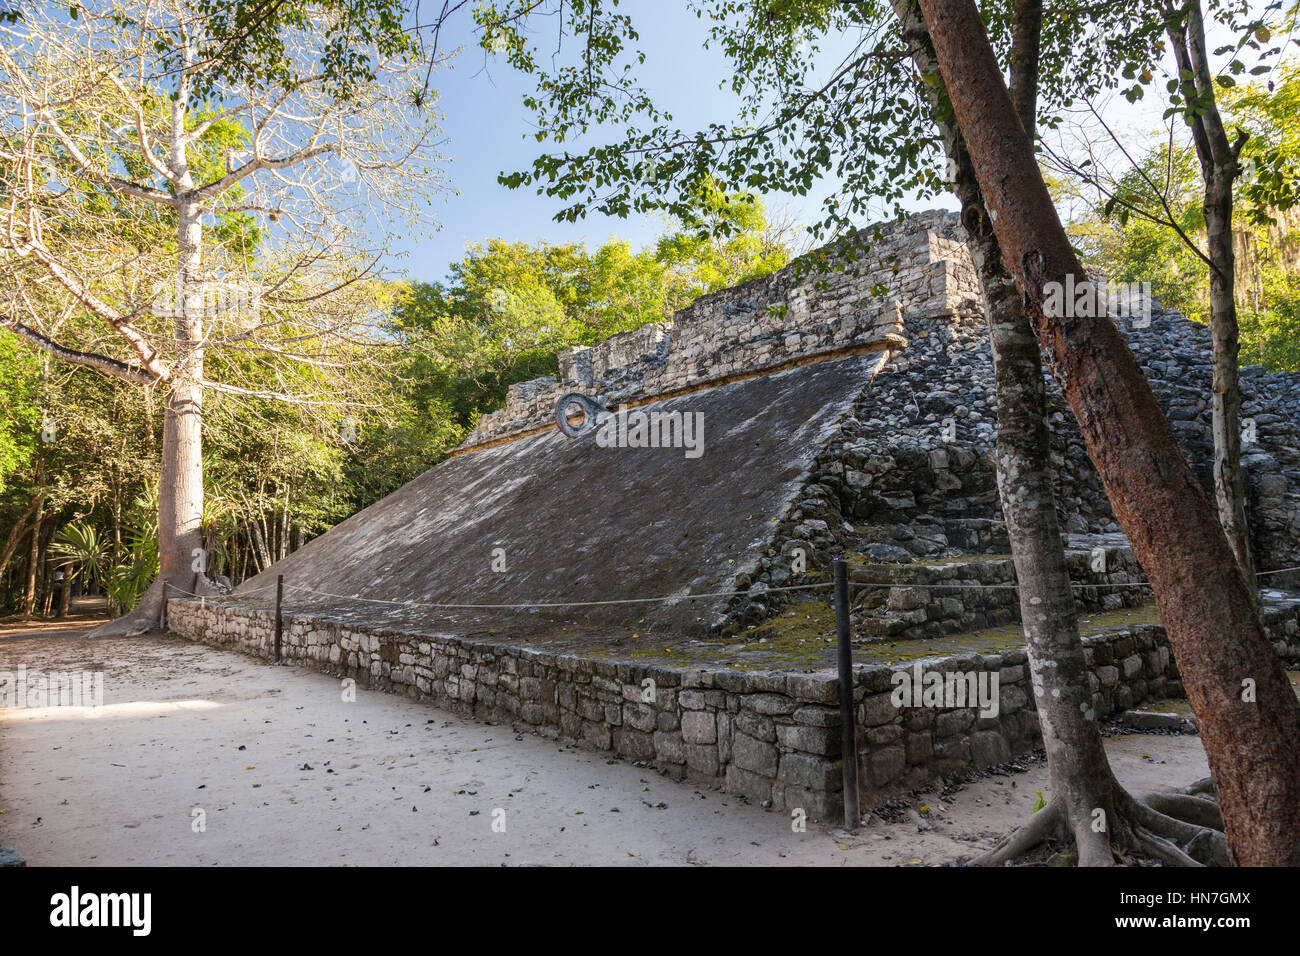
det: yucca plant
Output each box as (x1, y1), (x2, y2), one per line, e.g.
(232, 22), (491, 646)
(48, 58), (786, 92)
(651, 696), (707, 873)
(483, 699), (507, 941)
(48, 520), (108, 590)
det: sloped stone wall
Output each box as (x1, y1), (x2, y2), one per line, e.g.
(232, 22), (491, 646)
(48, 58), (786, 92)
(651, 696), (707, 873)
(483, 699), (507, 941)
(720, 234), (1300, 627)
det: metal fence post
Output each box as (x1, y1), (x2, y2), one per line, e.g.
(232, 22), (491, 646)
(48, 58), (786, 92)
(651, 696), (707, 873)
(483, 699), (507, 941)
(834, 556), (860, 831)
(274, 574), (284, 663)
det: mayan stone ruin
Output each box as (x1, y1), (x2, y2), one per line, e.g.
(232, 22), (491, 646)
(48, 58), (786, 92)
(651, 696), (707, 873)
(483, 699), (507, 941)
(169, 210), (1300, 820)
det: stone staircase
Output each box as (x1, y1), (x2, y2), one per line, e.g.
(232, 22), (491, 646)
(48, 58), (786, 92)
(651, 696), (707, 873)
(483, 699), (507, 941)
(846, 531), (1151, 641)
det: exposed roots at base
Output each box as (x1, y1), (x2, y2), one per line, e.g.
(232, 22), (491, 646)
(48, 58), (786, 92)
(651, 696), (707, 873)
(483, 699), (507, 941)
(88, 574), (213, 638)
(972, 779), (1229, 867)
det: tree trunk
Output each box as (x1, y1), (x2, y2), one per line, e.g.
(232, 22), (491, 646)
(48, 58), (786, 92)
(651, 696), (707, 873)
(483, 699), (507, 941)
(91, 94), (207, 636)
(1206, 170), (1255, 596)
(251, 516), (272, 573)
(38, 522), (55, 615)
(0, 490), (44, 583)
(56, 573), (71, 618)
(917, 0), (1300, 866)
(110, 468), (123, 565)
(279, 486), (290, 561)
(893, 0), (1123, 864)
(22, 509), (44, 617)
(1165, 3), (1256, 596)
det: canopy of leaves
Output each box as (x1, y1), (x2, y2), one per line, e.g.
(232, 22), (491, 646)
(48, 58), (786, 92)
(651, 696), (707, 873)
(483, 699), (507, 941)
(0, 191), (790, 608)
(0, 337), (41, 497)
(390, 192), (792, 433)
(1067, 68), (1300, 372)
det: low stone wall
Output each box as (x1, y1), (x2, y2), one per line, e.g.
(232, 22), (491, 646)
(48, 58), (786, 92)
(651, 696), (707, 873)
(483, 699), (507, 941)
(166, 598), (1300, 821)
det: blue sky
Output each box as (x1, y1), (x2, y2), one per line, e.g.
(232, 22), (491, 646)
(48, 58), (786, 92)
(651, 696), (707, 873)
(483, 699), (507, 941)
(389, 2), (1257, 285)
(392, 4), (918, 282)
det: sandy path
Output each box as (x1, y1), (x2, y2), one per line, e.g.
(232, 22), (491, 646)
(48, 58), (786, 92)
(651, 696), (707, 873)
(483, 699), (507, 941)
(0, 619), (1211, 866)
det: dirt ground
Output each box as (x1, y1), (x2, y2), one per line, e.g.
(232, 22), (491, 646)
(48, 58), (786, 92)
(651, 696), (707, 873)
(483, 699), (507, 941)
(1, 613), (1216, 866)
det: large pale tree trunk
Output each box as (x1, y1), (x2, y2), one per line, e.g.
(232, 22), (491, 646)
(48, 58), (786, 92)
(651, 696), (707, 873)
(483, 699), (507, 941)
(916, 0), (1300, 865)
(91, 88), (207, 636)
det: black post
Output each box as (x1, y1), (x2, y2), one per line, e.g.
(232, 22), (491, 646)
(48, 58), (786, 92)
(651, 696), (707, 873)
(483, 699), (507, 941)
(834, 556), (860, 831)
(160, 580), (168, 631)
(274, 574), (283, 663)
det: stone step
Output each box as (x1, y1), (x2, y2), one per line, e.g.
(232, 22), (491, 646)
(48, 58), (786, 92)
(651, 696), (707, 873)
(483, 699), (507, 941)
(848, 544), (1150, 641)
(941, 516), (1009, 552)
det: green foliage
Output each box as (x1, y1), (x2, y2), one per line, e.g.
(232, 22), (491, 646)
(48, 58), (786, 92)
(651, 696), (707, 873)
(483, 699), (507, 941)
(48, 519), (109, 589)
(653, 182), (791, 293)
(0, 336), (41, 496)
(0, 189), (788, 609)
(1239, 268), (1300, 371)
(1223, 61), (1300, 225)
(486, 0), (944, 244)
(156, 0), (415, 101)
(106, 485), (159, 614)
(472, 0), (1283, 253)
(1069, 142), (1210, 323)
(391, 195), (791, 435)
(1068, 66), (1300, 373)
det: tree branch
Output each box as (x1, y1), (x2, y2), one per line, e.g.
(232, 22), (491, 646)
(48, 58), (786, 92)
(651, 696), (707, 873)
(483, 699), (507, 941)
(1, 318), (160, 385)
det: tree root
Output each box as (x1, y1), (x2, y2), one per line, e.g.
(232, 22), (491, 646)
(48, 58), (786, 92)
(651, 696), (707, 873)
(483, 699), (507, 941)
(971, 781), (1229, 867)
(89, 604), (158, 638)
(1131, 822), (1202, 867)
(89, 574), (211, 638)
(1137, 791), (1224, 833)
(972, 801), (1064, 867)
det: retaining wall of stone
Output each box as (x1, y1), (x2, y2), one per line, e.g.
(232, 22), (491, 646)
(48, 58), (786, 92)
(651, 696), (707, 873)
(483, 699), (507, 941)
(167, 597), (1300, 821)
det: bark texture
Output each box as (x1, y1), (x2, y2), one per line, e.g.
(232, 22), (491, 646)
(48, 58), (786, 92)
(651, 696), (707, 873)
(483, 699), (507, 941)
(1165, 2), (1256, 596)
(917, 0), (1300, 866)
(893, 0), (1123, 865)
(0, 489), (44, 584)
(91, 81), (208, 636)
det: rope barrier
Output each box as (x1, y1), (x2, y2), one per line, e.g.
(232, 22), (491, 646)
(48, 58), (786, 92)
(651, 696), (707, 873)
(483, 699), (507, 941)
(1258, 565), (1300, 578)
(276, 579), (834, 609)
(162, 563), (1300, 611)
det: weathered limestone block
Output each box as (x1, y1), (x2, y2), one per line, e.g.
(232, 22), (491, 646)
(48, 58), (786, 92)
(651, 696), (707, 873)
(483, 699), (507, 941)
(742, 693), (798, 716)
(868, 745), (907, 787)
(859, 693), (897, 727)
(776, 723), (840, 757)
(732, 733), (779, 777)
(778, 752), (837, 791)
(680, 710), (716, 744)
(905, 731), (933, 765)
(736, 712), (776, 743)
